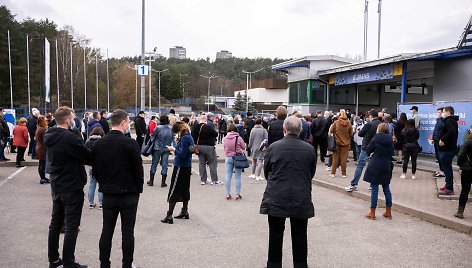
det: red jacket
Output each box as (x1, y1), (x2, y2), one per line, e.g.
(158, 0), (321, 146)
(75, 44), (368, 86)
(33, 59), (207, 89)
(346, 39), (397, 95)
(13, 124), (29, 148)
(149, 120), (157, 136)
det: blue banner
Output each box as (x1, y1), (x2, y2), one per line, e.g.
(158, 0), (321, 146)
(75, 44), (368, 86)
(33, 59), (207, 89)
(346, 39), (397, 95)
(334, 64), (395, 86)
(398, 102), (472, 154)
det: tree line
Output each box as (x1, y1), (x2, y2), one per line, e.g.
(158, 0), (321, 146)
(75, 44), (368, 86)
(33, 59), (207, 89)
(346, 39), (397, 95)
(0, 5), (288, 111)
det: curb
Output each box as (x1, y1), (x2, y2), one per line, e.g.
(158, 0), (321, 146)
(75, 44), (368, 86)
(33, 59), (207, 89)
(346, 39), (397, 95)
(312, 179), (472, 235)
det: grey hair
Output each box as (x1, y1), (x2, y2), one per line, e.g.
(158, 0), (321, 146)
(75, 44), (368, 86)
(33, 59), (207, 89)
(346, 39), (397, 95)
(199, 115), (207, 123)
(283, 115), (302, 135)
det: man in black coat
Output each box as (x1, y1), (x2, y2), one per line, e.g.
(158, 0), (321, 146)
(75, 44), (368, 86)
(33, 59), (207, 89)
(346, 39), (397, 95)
(311, 110), (328, 163)
(91, 109), (144, 268)
(438, 106), (459, 195)
(432, 107), (444, 177)
(0, 107), (11, 161)
(134, 111), (146, 149)
(260, 115), (316, 268)
(43, 106), (91, 268)
(27, 108), (40, 158)
(346, 109), (381, 192)
(99, 110), (110, 134)
(191, 114), (221, 185)
(268, 106), (288, 145)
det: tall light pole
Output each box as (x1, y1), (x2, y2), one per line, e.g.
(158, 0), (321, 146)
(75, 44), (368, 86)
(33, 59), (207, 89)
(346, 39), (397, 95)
(7, 30), (13, 109)
(220, 84), (228, 96)
(83, 47), (87, 110)
(70, 41), (74, 110)
(146, 47), (156, 112)
(377, 0), (382, 59)
(364, 0), (369, 61)
(242, 68), (264, 113)
(201, 74), (217, 112)
(95, 52), (99, 110)
(140, 0), (146, 111)
(106, 49), (110, 112)
(55, 39), (60, 108)
(26, 35), (31, 114)
(153, 69), (168, 115)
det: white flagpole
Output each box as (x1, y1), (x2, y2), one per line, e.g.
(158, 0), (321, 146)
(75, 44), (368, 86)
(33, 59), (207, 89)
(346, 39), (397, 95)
(377, 0), (382, 59)
(70, 41), (74, 110)
(56, 39), (60, 108)
(26, 35), (31, 114)
(8, 30), (13, 108)
(96, 52), (99, 110)
(106, 49), (110, 112)
(84, 48), (87, 110)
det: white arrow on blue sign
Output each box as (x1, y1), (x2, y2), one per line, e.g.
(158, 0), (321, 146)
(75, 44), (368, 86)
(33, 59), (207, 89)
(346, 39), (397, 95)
(136, 64), (149, 76)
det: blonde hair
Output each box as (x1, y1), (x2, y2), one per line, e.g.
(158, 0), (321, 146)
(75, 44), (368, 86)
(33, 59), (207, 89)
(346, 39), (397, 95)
(18, 117), (27, 124)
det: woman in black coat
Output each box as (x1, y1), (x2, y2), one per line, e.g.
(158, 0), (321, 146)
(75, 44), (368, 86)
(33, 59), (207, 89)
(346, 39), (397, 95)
(401, 119), (420, 180)
(363, 123), (394, 220)
(455, 132), (472, 219)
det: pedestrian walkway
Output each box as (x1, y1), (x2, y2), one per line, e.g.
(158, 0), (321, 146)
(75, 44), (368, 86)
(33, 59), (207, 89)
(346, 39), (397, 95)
(314, 158), (472, 234)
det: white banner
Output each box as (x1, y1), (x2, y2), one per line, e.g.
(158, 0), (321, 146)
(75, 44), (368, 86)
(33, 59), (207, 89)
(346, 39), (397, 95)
(45, 38), (51, 103)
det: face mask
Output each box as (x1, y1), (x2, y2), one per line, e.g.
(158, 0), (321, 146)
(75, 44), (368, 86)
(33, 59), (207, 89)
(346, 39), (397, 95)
(442, 113), (446, 119)
(69, 119), (76, 130)
(125, 124), (131, 134)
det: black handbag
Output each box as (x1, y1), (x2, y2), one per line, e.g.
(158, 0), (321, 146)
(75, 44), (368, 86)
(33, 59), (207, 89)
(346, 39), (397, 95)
(141, 130), (158, 156)
(233, 136), (250, 169)
(327, 123), (337, 152)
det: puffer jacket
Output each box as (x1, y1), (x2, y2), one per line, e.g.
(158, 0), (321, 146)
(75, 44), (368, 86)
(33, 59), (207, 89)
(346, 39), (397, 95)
(457, 139), (472, 171)
(223, 131), (246, 157)
(260, 135), (316, 219)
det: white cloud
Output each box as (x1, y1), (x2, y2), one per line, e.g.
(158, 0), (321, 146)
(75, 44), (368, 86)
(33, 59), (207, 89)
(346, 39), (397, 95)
(4, 0), (472, 60)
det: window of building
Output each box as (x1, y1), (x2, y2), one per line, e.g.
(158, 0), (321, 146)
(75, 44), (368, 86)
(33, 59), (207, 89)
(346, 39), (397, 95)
(289, 83), (298, 104)
(358, 86), (380, 105)
(299, 81), (309, 103)
(329, 85), (356, 105)
(311, 80), (326, 104)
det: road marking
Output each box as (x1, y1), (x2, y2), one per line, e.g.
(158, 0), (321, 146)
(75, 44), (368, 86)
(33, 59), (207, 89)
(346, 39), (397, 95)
(0, 167), (26, 188)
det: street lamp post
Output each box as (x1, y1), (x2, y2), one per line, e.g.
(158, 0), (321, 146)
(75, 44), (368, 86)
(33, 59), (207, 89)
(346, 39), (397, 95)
(140, 0), (146, 111)
(153, 69), (168, 115)
(201, 74), (218, 113)
(95, 52), (99, 110)
(84, 47), (87, 110)
(26, 35), (31, 114)
(106, 49), (110, 112)
(146, 48), (156, 112)
(241, 68), (264, 113)
(70, 41), (74, 110)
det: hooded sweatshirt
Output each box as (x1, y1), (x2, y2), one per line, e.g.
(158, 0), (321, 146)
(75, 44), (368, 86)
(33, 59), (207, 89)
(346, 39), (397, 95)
(329, 113), (353, 147)
(44, 127), (91, 193)
(438, 115), (459, 152)
(223, 131), (246, 157)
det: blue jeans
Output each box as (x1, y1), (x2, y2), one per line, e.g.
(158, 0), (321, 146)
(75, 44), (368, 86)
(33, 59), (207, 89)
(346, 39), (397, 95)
(150, 150), (170, 175)
(370, 184), (392, 209)
(88, 169), (103, 205)
(225, 157), (242, 196)
(439, 151), (455, 191)
(356, 145), (362, 160)
(350, 149), (369, 186)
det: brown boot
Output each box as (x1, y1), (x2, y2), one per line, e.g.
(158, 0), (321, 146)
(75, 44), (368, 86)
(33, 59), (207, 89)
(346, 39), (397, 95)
(383, 207), (392, 219)
(365, 208), (376, 220)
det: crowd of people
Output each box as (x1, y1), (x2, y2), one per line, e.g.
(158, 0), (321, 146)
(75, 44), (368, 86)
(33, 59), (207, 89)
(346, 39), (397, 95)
(0, 103), (471, 268)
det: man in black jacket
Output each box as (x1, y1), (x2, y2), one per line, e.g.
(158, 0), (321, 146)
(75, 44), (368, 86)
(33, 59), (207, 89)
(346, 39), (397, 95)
(27, 108), (40, 158)
(346, 109), (381, 192)
(99, 110), (110, 134)
(44, 106), (90, 268)
(438, 106), (459, 195)
(134, 111), (146, 149)
(191, 114), (221, 185)
(0, 107), (10, 161)
(260, 115), (316, 268)
(92, 109), (144, 268)
(311, 110), (328, 163)
(432, 107), (444, 178)
(268, 106), (287, 145)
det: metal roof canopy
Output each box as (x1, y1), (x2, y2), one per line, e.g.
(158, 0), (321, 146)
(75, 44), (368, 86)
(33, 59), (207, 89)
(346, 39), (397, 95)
(272, 55), (359, 71)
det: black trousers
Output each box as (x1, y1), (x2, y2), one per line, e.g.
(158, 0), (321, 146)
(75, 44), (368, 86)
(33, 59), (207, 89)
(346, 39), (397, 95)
(99, 193), (140, 268)
(16, 146), (26, 165)
(267, 215), (308, 268)
(459, 170), (472, 207)
(38, 159), (46, 180)
(434, 140), (444, 171)
(136, 135), (144, 149)
(312, 136), (327, 163)
(403, 146), (419, 174)
(48, 190), (84, 266)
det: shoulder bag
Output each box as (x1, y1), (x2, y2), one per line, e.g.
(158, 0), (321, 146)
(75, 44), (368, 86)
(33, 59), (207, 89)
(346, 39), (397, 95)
(141, 130), (159, 157)
(193, 124), (204, 155)
(233, 136), (250, 169)
(328, 122), (337, 151)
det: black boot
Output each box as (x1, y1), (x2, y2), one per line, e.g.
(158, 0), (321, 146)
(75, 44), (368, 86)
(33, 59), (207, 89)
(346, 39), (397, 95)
(161, 211), (173, 224)
(454, 205), (465, 219)
(147, 173), (155, 186)
(40, 172), (48, 184)
(161, 175), (168, 187)
(175, 207), (189, 219)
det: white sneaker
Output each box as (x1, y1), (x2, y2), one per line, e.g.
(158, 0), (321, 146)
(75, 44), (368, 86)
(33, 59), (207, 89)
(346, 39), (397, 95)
(342, 175), (347, 178)
(329, 174), (335, 178)
(211, 181), (224, 186)
(256, 176), (264, 181)
(400, 173), (406, 179)
(249, 174), (256, 179)
(326, 167), (331, 171)
(200, 182), (206, 185)
(412, 175), (416, 180)
(368, 186), (372, 191)
(345, 185), (358, 192)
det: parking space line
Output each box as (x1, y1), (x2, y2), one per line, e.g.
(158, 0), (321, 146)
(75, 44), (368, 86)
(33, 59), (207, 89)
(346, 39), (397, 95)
(0, 167), (26, 188)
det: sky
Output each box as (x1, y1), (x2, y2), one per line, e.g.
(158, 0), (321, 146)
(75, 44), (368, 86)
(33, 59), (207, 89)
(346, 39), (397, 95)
(4, 0), (472, 60)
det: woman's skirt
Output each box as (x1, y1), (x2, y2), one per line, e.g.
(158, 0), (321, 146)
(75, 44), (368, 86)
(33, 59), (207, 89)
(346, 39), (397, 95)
(167, 166), (191, 202)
